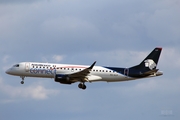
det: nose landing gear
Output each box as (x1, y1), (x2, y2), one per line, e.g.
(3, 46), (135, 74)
(21, 81), (24, 84)
(20, 76), (25, 84)
(78, 83), (86, 90)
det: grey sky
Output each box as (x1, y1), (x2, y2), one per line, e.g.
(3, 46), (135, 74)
(0, 0), (180, 120)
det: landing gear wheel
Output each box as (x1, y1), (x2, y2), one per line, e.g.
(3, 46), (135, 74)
(78, 83), (86, 90)
(78, 83), (83, 89)
(21, 81), (24, 84)
(82, 84), (86, 90)
(20, 76), (25, 84)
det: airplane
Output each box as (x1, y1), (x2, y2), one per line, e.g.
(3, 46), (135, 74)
(6, 47), (163, 90)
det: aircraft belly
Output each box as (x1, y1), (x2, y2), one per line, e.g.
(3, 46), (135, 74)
(102, 75), (132, 82)
(90, 73), (133, 82)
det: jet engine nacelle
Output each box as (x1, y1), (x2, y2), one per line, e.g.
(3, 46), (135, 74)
(54, 74), (72, 84)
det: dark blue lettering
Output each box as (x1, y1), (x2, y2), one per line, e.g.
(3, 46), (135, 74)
(30, 68), (53, 75)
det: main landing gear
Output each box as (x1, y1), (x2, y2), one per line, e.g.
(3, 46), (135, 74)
(20, 76), (25, 84)
(78, 83), (86, 90)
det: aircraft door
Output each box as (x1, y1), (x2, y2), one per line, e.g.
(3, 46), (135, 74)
(124, 68), (129, 77)
(25, 63), (30, 72)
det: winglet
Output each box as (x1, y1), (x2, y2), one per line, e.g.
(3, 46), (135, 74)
(88, 61), (96, 69)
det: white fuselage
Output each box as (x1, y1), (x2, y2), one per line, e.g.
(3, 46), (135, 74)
(6, 62), (134, 82)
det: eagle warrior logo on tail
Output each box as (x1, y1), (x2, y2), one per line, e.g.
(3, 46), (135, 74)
(144, 59), (157, 70)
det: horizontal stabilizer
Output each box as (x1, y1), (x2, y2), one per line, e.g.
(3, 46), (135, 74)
(143, 69), (159, 75)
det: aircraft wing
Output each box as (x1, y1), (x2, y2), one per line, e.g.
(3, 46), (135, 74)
(65, 61), (96, 82)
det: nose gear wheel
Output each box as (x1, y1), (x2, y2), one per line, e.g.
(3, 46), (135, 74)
(20, 76), (25, 84)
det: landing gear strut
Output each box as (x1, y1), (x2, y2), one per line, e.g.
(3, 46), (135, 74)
(78, 83), (86, 90)
(20, 76), (25, 84)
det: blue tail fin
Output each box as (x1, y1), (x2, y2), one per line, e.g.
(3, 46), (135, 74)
(129, 47), (162, 77)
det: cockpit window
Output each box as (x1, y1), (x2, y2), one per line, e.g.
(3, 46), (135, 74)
(13, 64), (19, 67)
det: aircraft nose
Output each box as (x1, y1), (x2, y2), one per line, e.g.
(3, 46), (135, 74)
(6, 69), (11, 74)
